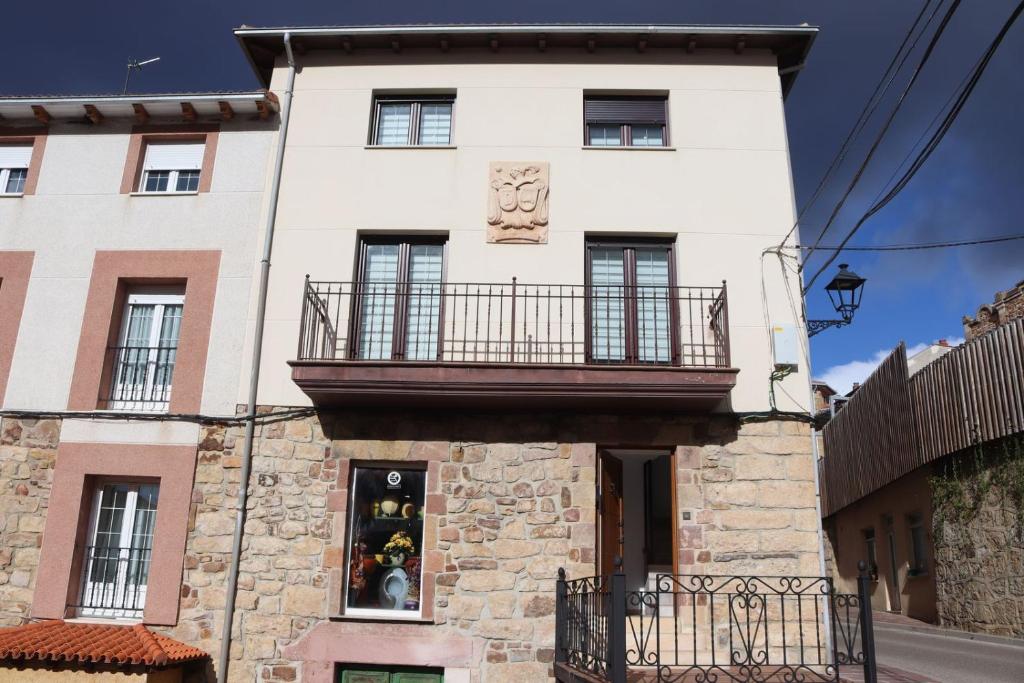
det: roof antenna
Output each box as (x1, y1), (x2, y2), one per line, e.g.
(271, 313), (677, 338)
(123, 57), (161, 95)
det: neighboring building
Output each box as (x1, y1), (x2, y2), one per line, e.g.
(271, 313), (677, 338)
(0, 92), (279, 677)
(1, 22), (826, 683)
(962, 278), (1024, 340)
(905, 339), (954, 376)
(819, 302), (1024, 636)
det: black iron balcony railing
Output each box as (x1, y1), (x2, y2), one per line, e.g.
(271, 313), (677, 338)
(99, 345), (177, 411)
(297, 278), (730, 368)
(555, 564), (879, 683)
(74, 545), (152, 617)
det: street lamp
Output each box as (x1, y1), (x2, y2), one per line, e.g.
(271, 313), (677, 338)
(807, 264), (867, 337)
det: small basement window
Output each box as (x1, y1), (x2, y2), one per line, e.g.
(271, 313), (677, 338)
(338, 666), (443, 682)
(344, 464), (427, 618)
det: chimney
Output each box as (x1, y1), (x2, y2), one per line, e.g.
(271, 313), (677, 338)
(938, 339), (949, 347)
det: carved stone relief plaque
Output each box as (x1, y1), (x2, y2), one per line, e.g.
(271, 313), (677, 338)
(487, 162), (549, 244)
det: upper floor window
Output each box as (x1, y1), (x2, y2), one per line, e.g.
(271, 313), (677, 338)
(0, 144), (32, 195)
(107, 288), (183, 412)
(138, 141), (204, 193)
(587, 239), (676, 364)
(372, 96), (454, 146)
(353, 237), (445, 361)
(584, 96), (668, 147)
(77, 481), (159, 619)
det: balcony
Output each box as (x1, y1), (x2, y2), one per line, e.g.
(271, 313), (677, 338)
(290, 278), (737, 410)
(75, 545), (151, 619)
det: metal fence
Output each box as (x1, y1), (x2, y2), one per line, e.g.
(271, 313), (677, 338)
(297, 278), (730, 368)
(74, 545), (152, 617)
(820, 317), (1024, 516)
(556, 565), (877, 683)
(99, 345), (177, 412)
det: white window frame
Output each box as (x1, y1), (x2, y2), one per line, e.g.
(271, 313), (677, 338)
(0, 144), (32, 197)
(108, 288), (184, 412)
(0, 167), (28, 196)
(136, 141), (205, 195)
(79, 480), (159, 620)
(370, 96), (455, 147)
(343, 463), (427, 620)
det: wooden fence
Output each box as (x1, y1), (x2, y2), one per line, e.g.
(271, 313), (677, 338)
(820, 317), (1024, 516)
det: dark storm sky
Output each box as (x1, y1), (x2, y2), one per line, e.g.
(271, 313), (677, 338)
(4, 0), (1023, 388)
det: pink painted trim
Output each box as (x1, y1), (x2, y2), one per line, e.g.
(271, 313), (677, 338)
(66, 250), (220, 412)
(0, 251), (34, 404)
(32, 442), (197, 626)
(283, 623), (474, 683)
(0, 130), (47, 195)
(119, 124), (219, 194)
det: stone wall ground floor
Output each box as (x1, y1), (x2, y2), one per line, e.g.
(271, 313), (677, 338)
(0, 412), (823, 682)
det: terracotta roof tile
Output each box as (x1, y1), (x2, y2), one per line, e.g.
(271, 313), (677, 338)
(0, 620), (208, 668)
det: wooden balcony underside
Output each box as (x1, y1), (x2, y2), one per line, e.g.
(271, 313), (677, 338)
(290, 360), (738, 411)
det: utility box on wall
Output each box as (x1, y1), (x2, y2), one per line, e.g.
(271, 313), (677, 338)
(772, 323), (800, 370)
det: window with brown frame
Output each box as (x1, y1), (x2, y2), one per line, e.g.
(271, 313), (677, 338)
(370, 95), (454, 146)
(351, 236), (446, 360)
(586, 239), (678, 364)
(584, 96), (668, 147)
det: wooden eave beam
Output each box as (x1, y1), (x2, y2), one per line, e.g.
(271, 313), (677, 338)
(390, 37), (401, 53)
(132, 103), (149, 124)
(84, 104), (103, 125)
(342, 37), (353, 54)
(218, 101), (234, 121)
(181, 102), (197, 122)
(489, 36), (499, 52)
(537, 35), (547, 52)
(586, 36), (596, 53)
(636, 36), (648, 53)
(439, 37), (450, 53)
(255, 100), (270, 120)
(31, 105), (50, 124)
(735, 37), (746, 55)
(687, 36), (697, 54)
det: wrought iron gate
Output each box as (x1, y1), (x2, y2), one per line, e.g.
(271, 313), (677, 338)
(555, 562), (878, 683)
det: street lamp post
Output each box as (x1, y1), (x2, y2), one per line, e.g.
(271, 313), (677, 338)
(807, 264), (867, 337)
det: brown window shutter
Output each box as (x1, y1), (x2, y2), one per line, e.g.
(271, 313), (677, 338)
(584, 97), (667, 125)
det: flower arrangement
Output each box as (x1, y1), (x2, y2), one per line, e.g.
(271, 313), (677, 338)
(382, 531), (415, 557)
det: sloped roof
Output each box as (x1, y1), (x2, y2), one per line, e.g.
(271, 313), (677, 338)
(0, 620), (208, 668)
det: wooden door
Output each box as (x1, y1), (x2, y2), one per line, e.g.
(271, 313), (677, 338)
(599, 452), (624, 577)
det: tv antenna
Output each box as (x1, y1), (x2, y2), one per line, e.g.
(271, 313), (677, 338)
(123, 57), (161, 95)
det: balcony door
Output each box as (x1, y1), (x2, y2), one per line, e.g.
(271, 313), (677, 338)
(79, 482), (159, 618)
(587, 240), (677, 364)
(353, 237), (446, 361)
(109, 290), (183, 411)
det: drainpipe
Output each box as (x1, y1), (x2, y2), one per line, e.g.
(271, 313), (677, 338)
(217, 31), (296, 683)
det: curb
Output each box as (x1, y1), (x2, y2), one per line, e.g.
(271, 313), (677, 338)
(873, 622), (1024, 648)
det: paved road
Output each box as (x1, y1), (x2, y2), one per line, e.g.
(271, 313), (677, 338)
(874, 623), (1024, 683)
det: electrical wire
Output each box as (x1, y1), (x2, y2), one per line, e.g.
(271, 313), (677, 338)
(800, 0), (964, 265)
(777, 0), (940, 248)
(792, 233), (1024, 253)
(0, 406), (317, 426)
(803, 0), (1024, 291)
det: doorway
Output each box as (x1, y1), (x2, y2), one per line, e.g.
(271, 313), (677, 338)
(598, 449), (675, 598)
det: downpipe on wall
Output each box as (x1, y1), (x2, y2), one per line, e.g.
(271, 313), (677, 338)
(217, 31), (296, 683)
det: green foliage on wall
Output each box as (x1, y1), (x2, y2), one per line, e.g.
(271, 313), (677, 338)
(930, 432), (1024, 539)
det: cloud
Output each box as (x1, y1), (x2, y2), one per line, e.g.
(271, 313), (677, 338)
(819, 337), (964, 395)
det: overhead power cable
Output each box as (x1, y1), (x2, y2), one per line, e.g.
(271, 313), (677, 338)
(803, 0), (1024, 291)
(800, 0), (964, 265)
(792, 233), (1024, 253)
(777, 0), (940, 247)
